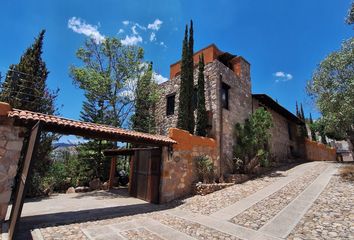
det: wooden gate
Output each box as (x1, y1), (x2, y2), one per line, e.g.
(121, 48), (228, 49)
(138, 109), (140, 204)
(130, 148), (161, 203)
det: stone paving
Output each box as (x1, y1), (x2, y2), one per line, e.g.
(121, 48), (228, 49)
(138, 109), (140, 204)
(230, 163), (328, 230)
(3, 161), (353, 240)
(288, 173), (354, 240)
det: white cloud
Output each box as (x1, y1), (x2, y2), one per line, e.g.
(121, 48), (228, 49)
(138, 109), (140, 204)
(121, 35), (143, 46)
(68, 17), (105, 44)
(135, 23), (146, 30)
(131, 25), (138, 35)
(150, 32), (156, 41)
(118, 29), (124, 34)
(122, 20), (130, 25)
(273, 71), (293, 82)
(148, 19), (163, 31)
(153, 72), (168, 84)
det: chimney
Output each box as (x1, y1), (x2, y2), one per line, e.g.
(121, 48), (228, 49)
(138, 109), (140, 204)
(230, 56), (250, 82)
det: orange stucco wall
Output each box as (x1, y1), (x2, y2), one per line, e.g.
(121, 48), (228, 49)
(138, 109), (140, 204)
(305, 139), (336, 161)
(169, 44), (222, 79)
(159, 128), (218, 202)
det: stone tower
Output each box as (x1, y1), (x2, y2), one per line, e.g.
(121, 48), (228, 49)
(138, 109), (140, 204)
(155, 44), (252, 177)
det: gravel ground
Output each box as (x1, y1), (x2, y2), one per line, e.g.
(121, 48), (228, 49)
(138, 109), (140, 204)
(287, 171), (354, 240)
(230, 163), (328, 230)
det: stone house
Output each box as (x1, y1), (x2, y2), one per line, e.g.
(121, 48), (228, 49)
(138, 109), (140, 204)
(155, 44), (305, 177)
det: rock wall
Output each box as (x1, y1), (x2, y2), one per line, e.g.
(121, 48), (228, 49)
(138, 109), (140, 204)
(0, 119), (25, 222)
(252, 98), (301, 163)
(156, 58), (252, 177)
(305, 139), (336, 161)
(159, 128), (217, 203)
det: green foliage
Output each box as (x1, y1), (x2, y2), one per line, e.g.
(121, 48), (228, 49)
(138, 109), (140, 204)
(43, 148), (88, 192)
(0, 30), (58, 197)
(309, 113), (317, 141)
(196, 54), (208, 136)
(131, 62), (158, 133)
(233, 108), (273, 173)
(307, 38), (354, 145)
(70, 37), (145, 182)
(346, 1), (354, 25)
(195, 155), (214, 183)
(177, 21), (195, 133)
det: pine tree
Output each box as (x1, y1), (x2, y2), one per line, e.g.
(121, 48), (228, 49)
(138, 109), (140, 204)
(0, 30), (58, 196)
(196, 54), (208, 136)
(177, 25), (190, 131)
(132, 62), (157, 133)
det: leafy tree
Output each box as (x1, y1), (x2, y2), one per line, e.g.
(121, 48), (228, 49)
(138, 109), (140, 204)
(70, 37), (144, 181)
(177, 21), (195, 133)
(0, 30), (58, 196)
(307, 38), (354, 146)
(131, 62), (158, 133)
(196, 54), (208, 136)
(233, 108), (273, 173)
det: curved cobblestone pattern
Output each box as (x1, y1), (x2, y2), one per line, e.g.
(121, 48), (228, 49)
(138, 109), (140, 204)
(288, 173), (354, 240)
(231, 163), (328, 230)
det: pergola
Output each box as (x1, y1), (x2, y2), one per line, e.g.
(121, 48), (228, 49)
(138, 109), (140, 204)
(2, 105), (175, 240)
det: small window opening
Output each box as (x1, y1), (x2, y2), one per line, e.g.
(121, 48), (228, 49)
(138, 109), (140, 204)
(166, 94), (175, 116)
(221, 82), (230, 109)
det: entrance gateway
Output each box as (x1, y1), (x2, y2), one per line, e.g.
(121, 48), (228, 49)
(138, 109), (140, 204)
(0, 102), (175, 240)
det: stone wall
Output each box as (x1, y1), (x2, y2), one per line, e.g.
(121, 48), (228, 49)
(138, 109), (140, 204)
(155, 58), (252, 177)
(159, 128), (217, 203)
(0, 118), (25, 222)
(252, 98), (300, 163)
(305, 139), (336, 161)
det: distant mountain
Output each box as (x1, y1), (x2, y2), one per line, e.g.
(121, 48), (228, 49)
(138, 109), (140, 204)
(53, 142), (77, 148)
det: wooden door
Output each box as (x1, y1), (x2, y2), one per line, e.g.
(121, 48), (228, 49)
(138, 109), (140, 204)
(130, 148), (161, 203)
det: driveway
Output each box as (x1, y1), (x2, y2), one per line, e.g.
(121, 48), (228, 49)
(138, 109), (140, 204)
(3, 161), (354, 240)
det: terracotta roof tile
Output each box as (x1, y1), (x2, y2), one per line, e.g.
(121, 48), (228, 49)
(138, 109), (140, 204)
(8, 109), (176, 145)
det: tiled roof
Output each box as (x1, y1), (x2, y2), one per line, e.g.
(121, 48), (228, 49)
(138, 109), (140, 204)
(8, 108), (176, 145)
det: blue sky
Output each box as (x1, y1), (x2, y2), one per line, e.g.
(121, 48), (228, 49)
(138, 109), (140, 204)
(0, 0), (352, 142)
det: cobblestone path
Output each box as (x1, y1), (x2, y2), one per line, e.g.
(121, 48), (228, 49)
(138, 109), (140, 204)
(3, 161), (353, 240)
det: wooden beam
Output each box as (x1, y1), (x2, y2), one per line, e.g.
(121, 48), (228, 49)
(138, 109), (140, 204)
(8, 121), (41, 240)
(108, 157), (117, 189)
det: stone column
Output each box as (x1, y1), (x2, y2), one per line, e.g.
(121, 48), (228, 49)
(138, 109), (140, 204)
(0, 103), (25, 222)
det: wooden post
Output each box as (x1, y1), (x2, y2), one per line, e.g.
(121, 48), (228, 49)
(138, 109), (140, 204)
(108, 156), (116, 189)
(8, 121), (41, 240)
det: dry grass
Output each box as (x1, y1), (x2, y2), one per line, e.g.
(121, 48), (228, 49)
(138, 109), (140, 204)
(340, 165), (354, 181)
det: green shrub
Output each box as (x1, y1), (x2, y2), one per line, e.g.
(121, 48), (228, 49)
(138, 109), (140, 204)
(233, 108), (273, 173)
(195, 155), (214, 183)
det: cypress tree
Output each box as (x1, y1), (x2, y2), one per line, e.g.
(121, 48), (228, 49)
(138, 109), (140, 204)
(300, 103), (305, 120)
(309, 113), (317, 141)
(187, 20), (195, 133)
(132, 62), (156, 133)
(196, 54), (208, 136)
(0, 30), (58, 196)
(295, 101), (299, 117)
(177, 25), (190, 131)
